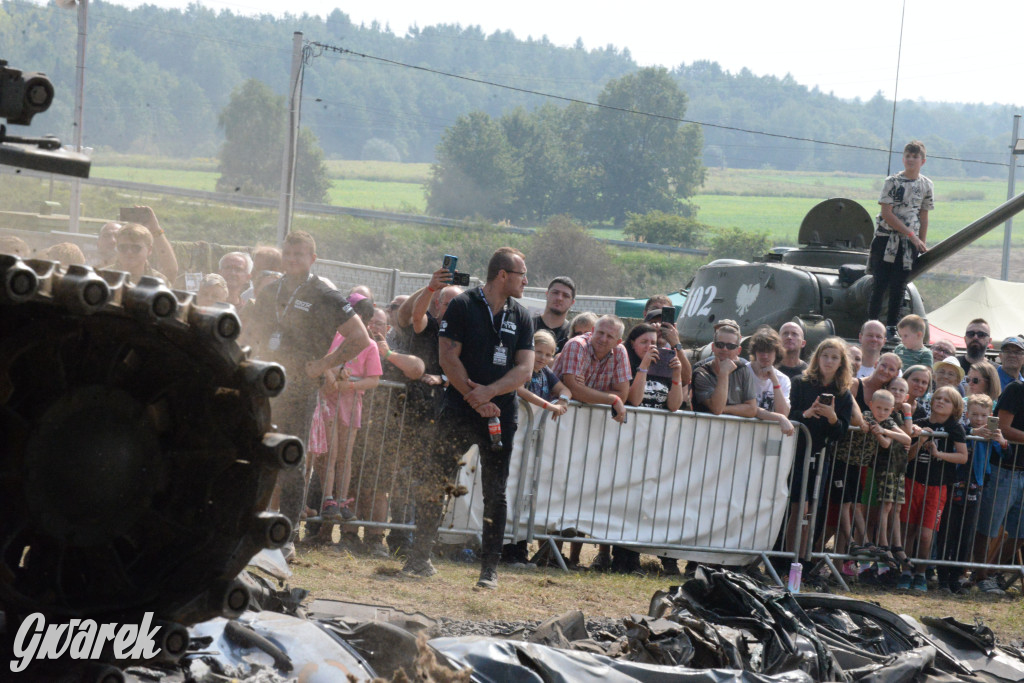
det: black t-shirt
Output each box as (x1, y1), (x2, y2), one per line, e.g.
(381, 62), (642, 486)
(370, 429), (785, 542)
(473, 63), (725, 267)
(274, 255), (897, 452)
(777, 361), (808, 380)
(995, 380), (1024, 465)
(251, 273), (354, 375)
(400, 313), (442, 376)
(533, 314), (571, 352)
(909, 416), (966, 487)
(439, 288), (534, 419)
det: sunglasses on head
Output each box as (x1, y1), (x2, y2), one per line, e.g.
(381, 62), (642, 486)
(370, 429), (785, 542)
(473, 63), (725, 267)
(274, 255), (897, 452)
(713, 341), (739, 350)
(116, 243), (144, 254)
(965, 330), (989, 338)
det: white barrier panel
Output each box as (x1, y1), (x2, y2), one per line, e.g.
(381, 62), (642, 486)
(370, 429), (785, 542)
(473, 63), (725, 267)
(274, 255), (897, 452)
(441, 404), (797, 565)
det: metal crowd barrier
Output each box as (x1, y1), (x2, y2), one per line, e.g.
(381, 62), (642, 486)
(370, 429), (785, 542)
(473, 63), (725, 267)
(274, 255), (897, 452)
(300, 382), (1024, 591)
(805, 425), (1024, 591)
(306, 383), (814, 579)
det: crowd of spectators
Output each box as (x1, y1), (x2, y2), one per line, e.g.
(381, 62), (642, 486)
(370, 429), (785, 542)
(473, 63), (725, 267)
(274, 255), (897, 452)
(3, 210), (1023, 597)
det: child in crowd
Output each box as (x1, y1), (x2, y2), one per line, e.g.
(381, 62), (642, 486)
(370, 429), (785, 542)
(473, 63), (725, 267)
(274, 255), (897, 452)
(935, 395), (997, 593)
(971, 397), (1013, 594)
(517, 330), (571, 418)
(837, 390), (908, 573)
(509, 330), (572, 567)
(307, 295), (383, 548)
(894, 314), (933, 369)
(899, 385), (968, 592)
(570, 312), (597, 338)
(868, 140), (933, 340)
(870, 380), (914, 575)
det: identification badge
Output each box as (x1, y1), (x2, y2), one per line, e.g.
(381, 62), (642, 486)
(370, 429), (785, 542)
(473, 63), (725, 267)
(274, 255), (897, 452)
(268, 331), (281, 351)
(492, 345), (508, 366)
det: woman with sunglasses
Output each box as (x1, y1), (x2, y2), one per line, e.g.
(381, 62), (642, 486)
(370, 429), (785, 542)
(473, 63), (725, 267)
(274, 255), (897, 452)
(965, 361), (1001, 403)
(783, 337), (854, 574)
(113, 223), (169, 286)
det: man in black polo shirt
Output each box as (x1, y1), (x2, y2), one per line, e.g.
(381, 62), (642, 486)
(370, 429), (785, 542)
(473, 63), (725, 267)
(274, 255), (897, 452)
(248, 231), (371, 548)
(533, 276), (575, 352)
(403, 247), (535, 589)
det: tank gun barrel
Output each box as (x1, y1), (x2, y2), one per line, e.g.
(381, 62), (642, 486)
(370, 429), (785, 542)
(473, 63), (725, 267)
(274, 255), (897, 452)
(909, 190), (1024, 281)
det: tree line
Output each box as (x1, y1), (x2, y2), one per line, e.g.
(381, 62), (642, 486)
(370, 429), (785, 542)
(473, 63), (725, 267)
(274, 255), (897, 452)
(1, 1), (1018, 177)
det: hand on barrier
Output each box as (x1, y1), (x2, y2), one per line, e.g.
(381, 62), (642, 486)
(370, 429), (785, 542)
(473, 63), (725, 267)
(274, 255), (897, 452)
(778, 416), (795, 436)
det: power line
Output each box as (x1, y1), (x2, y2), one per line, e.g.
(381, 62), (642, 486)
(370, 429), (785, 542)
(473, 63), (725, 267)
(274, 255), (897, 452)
(306, 40), (1010, 169)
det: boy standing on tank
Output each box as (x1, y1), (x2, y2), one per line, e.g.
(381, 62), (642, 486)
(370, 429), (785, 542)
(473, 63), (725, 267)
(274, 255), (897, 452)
(868, 141), (933, 343)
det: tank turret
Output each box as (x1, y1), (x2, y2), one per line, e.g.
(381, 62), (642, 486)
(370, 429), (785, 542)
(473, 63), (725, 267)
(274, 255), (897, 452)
(679, 192), (1024, 349)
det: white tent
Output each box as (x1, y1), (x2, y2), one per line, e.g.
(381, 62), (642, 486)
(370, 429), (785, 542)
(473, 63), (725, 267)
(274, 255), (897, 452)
(926, 277), (1024, 344)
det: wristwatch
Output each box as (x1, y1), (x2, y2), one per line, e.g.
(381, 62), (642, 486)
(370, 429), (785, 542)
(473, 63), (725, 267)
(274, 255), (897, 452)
(674, 343), (684, 351)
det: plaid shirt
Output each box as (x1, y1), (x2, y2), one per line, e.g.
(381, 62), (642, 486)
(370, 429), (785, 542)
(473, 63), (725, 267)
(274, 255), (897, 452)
(552, 332), (631, 391)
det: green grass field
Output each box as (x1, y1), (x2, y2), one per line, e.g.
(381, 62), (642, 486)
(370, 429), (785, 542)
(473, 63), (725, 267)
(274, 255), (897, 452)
(87, 161), (1021, 246)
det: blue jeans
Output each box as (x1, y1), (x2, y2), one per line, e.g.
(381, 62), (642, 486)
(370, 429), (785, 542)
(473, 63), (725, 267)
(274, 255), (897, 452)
(977, 467), (1024, 538)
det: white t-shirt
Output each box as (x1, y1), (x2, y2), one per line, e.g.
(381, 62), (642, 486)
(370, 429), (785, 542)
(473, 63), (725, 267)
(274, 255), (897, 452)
(857, 364), (875, 379)
(748, 364), (791, 412)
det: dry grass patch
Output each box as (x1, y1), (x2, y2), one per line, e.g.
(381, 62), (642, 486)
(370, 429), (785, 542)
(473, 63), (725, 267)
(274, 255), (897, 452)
(286, 545), (1021, 644)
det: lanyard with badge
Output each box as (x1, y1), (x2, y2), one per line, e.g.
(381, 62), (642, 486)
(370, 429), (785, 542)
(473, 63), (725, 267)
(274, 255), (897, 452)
(268, 273), (313, 351)
(478, 287), (509, 367)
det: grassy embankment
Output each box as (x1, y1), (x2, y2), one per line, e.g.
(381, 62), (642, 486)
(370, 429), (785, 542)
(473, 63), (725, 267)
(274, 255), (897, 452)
(7, 158), (1017, 303)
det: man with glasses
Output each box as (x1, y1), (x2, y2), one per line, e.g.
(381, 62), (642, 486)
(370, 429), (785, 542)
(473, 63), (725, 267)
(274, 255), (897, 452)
(217, 251), (252, 307)
(403, 248), (535, 590)
(959, 319), (991, 374)
(692, 319), (757, 417)
(997, 337), (1024, 390)
(112, 223), (169, 287)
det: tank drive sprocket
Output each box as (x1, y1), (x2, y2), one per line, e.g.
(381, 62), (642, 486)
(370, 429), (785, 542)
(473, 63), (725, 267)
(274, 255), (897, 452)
(0, 255), (300, 640)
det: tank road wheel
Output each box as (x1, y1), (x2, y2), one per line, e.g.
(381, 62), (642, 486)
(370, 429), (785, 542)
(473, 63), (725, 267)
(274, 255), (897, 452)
(0, 256), (298, 638)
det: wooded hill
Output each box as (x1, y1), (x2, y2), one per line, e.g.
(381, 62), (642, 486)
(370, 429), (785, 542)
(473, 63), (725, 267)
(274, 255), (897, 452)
(2, 0), (1018, 177)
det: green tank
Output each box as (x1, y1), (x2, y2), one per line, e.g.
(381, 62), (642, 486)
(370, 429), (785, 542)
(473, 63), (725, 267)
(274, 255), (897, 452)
(678, 192), (1024, 350)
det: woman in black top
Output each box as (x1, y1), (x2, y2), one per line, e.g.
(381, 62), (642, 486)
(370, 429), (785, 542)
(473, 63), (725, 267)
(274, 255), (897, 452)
(625, 323), (686, 411)
(785, 336), (854, 566)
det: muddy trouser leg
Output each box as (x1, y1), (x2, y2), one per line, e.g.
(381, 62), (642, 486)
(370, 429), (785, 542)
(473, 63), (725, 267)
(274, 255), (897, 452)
(408, 414), (472, 562)
(479, 418), (516, 571)
(272, 380), (317, 529)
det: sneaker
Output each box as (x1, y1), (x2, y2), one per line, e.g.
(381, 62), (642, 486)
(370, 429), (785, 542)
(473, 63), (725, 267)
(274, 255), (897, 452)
(338, 498), (355, 521)
(590, 552), (612, 571)
(896, 572), (913, 590)
(886, 326), (899, 344)
(402, 557), (438, 578)
(320, 497), (341, 522)
(911, 573), (928, 592)
(977, 577), (1006, 595)
(841, 560), (859, 577)
(476, 566), (498, 590)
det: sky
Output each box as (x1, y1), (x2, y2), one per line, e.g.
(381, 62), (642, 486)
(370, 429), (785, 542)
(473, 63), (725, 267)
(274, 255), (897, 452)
(93, 0), (1024, 107)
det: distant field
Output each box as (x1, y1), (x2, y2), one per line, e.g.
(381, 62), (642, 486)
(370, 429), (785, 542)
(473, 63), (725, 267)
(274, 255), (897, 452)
(90, 166), (219, 192)
(88, 162), (1021, 245)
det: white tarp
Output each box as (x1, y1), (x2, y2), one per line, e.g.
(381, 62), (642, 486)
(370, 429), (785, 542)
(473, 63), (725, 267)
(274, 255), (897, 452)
(442, 404), (798, 564)
(926, 277), (1024, 342)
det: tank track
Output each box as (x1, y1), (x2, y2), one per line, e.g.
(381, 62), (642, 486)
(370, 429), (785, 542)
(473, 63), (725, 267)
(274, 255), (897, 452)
(0, 254), (302, 671)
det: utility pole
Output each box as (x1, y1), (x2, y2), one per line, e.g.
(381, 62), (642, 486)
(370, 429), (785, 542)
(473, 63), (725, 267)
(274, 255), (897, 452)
(67, 0), (88, 233)
(277, 32), (303, 246)
(1003, 115), (1023, 281)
